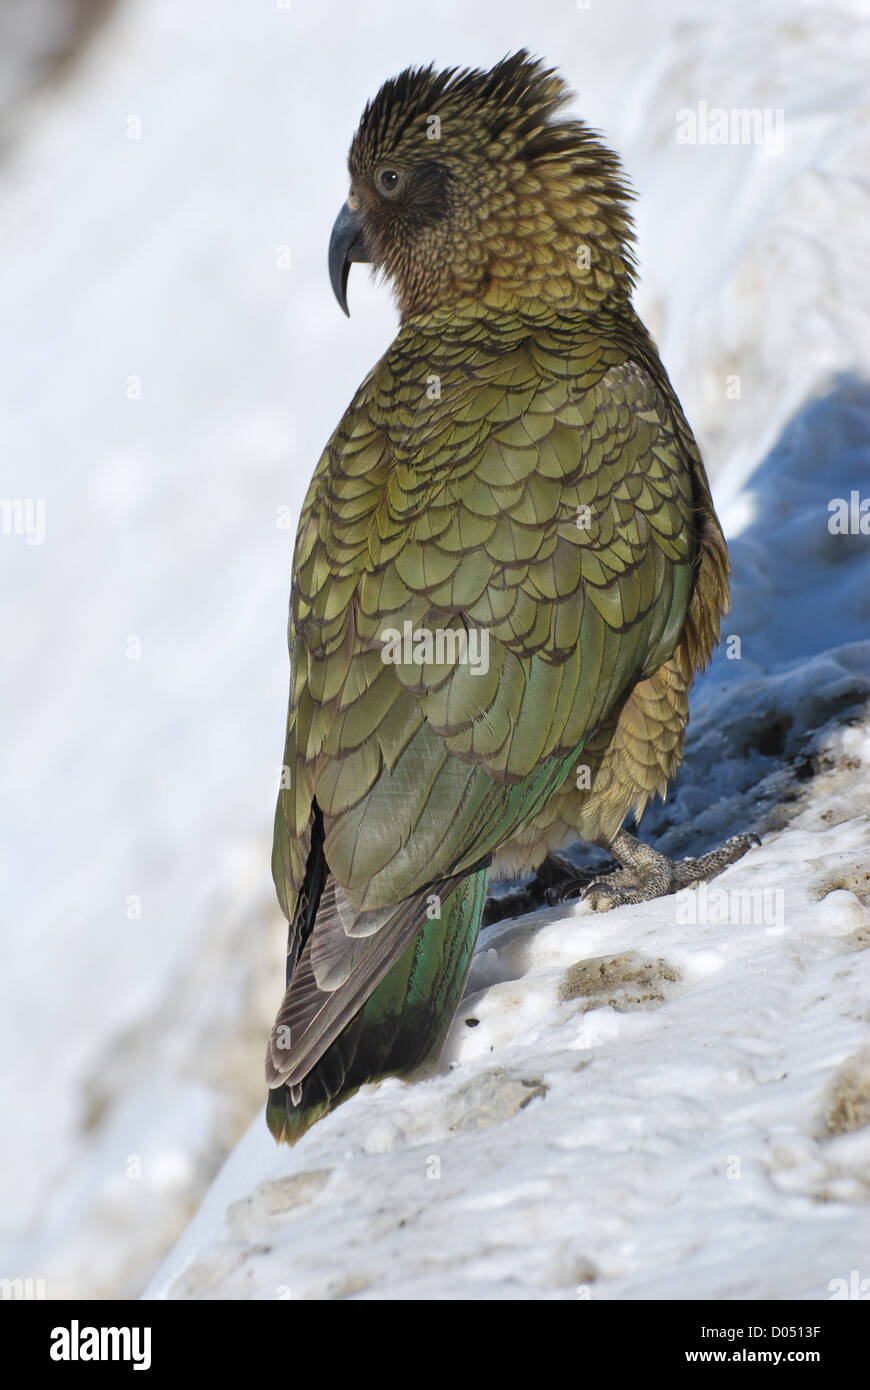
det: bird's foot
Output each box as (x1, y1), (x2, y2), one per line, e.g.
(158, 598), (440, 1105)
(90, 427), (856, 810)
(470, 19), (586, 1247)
(483, 853), (592, 925)
(573, 830), (760, 912)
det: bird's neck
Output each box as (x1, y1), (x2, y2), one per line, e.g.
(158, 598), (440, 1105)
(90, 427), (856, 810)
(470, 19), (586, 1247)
(400, 163), (636, 322)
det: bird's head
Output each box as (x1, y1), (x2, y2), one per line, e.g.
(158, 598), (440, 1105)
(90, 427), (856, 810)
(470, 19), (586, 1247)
(329, 51), (637, 322)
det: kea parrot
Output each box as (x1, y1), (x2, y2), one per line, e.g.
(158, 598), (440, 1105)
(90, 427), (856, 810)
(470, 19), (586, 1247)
(265, 52), (755, 1143)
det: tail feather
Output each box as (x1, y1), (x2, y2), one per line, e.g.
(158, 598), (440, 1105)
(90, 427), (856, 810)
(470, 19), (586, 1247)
(266, 865), (489, 1144)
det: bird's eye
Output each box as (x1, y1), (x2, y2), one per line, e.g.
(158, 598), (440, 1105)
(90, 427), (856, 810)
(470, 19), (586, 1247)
(378, 169), (401, 194)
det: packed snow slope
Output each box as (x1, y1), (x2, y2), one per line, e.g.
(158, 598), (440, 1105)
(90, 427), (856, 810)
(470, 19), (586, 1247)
(2, 0), (869, 1297)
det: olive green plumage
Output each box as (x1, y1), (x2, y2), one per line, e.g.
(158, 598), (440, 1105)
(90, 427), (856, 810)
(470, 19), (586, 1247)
(265, 52), (729, 1143)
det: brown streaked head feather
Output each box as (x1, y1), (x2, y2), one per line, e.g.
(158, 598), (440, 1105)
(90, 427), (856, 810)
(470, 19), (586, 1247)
(344, 50), (637, 321)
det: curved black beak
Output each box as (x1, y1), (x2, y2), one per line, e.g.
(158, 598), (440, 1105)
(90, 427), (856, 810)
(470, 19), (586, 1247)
(328, 202), (370, 316)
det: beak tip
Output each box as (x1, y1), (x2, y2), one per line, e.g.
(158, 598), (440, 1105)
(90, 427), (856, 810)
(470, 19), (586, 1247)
(328, 201), (369, 317)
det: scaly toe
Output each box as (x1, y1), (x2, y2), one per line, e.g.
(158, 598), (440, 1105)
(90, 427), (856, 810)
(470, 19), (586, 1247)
(583, 878), (637, 912)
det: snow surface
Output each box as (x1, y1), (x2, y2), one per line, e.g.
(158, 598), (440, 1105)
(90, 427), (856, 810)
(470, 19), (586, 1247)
(2, 0), (870, 1299)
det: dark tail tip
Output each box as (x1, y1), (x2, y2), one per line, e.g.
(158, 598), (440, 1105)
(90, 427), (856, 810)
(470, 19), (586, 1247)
(265, 1082), (330, 1146)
